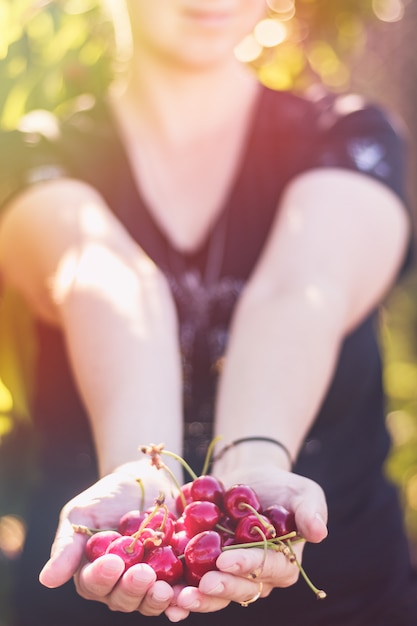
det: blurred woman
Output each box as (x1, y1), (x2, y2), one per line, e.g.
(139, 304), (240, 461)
(0, 1), (416, 624)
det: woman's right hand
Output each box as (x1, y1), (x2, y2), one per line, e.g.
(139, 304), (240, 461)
(38, 461), (190, 618)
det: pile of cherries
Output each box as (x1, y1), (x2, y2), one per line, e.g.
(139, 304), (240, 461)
(78, 443), (325, 598)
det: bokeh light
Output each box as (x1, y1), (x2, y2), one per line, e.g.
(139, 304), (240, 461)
(0, 515), (26, 560)
(372, 0), (405, 22)
(254, 18), (287, 48)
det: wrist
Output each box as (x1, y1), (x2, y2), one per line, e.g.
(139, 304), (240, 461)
(211, 436), (293, 478)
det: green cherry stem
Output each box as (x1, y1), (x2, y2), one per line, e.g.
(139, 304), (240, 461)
(159, 449), (198, 481)
(136, 478), (145, 511)
(285, 540), (327, 600)
(201, 435), (223, 476)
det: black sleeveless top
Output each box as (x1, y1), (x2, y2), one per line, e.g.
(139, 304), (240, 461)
(3, 86), (417, 626)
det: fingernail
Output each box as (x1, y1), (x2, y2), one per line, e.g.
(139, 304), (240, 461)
(183, 599), (200, 610)
(206, 582), (224, 596)
(315, 513), (328, 533)
(219, 562), (239, 573)
(153, 589), (172, 603)
(101, 560), (123, 578)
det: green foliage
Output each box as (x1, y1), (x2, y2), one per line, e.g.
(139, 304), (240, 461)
(0, 0), (114, 129)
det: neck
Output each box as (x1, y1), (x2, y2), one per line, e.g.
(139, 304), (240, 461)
(111, 53), (260, 145)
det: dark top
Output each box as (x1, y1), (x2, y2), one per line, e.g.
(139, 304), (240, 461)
(2, 86), (417, 626)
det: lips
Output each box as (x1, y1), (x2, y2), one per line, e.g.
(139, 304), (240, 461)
(182, 4), (235, 25)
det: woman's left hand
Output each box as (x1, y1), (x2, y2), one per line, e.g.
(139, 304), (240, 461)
(165, 467), (328, 621)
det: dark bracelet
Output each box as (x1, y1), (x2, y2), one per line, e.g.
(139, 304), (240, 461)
(212, 436), (294, 470)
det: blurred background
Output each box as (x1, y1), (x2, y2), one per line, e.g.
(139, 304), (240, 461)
(1, 1), (417, 624)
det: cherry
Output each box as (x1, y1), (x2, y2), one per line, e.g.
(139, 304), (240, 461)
(184, 530), (222, 581)
(170, 529), (192, 556)
(118, 510), (146, 536)
(106, 535), (145, 571)
(144, 545), (184, 584)
(139, 527), (164, 552)
(223, 484), (261, 521)
(85, 530), (122, 562)
(262, 504), (297, 537)
(175, 481), (194, 515)
(234, 513), (276, 544)
(190, 475), (225, 507)
(182, 500), (222, 536)
(141, 507), (175, 545)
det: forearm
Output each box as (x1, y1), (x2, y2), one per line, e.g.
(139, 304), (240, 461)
(213, 284), (345, 476)
(0, 179), (184, 479)
(53, 245), (183, 478)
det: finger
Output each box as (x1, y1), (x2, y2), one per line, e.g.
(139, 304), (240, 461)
(216, 546), (301, 588)
(75, 554), (125, 599)
(39, 518), (86, 588)
(164, 605), (191, 622)
(294, 507), (328, 543)
(176, 584), (230, 613)
(105, 563), (157, 613)
(137, 580), (175, 616)
(198, 570), (270, 605)
(292, 483), (328, 543)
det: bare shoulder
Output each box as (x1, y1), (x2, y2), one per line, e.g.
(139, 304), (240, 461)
(0, 178), (112, 322)
(248, 167), (410, 331)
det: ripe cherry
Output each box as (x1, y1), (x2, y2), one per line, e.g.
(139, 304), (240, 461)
(170, 529), (192, 556)
(262, 504), (297, 537)
(190, 475), (225, 507)
(118, 510), (146, 536)
(182, 500), (222, 536)
(223, 484), (261, 521)
(175, 481), (194, 515)
(85, 530), (122, 562)
(106, 535), (145, 571)
(141, 507), (175, 545)
(144, 545), (184, 584)
(234, 513), (276, 544)
(184, 530), (222, 581)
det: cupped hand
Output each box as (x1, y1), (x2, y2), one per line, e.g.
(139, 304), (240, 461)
(168, 466), (327, 619)
(39, 462), (181, 617)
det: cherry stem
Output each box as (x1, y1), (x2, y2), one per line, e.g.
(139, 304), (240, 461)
(136, 478), (145, 511)
(285, 540), (327, 600)
(161, 462), (188, 509)
(221, 532), (298, 552)
(71, 524), (108, 536)
(201, 435), (223, 476)
(253, 525), (268, 574)
(215, 523), (235, 536)
(159, 449), (198, 481)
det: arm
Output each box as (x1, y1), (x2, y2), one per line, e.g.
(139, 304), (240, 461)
(0, 178), (183, 477)
(213, 166), (409, 513)
(0, 180), (186, 613)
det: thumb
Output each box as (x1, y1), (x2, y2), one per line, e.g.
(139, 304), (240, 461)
(39, 518), (87, 588)
(292, 485), (328, 544)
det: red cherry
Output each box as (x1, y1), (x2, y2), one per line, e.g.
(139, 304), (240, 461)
(105, 535), (145, 570)
(118, 510), (146, 536)
(182, 500), (222, 536)
(190, 475), (225, 507)
(170, 529), (192, 556)
(139, 527), (164, 552)
(176, 482), (194, 515)
(223, 484), (261, 521)
(184, 530), (222, 582)
(262, 504), (297, 537)
(85, 530), (122, 562)
(234, 513), (276, 544)
(141, 507), (175, 545)
(144, 545), (184, 584)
